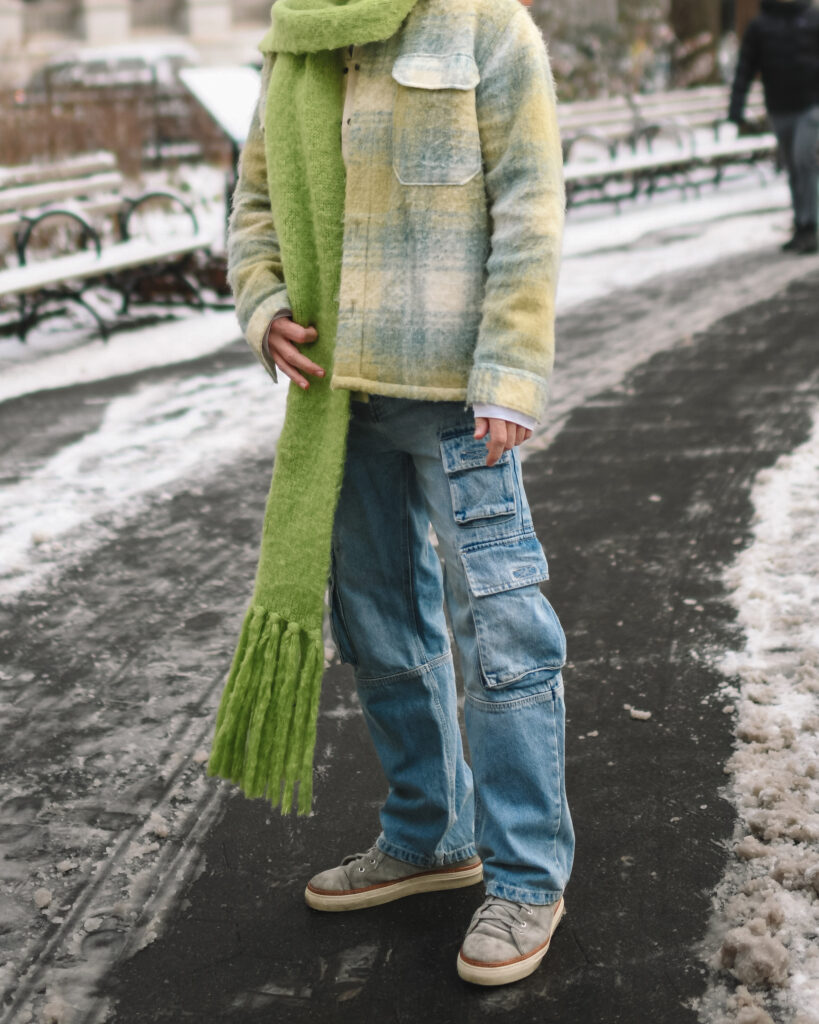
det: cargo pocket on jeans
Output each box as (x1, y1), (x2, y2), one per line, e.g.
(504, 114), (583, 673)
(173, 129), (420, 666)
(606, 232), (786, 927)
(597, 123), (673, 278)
(440, 431), (517, 526)
(460, 532), (566, 689)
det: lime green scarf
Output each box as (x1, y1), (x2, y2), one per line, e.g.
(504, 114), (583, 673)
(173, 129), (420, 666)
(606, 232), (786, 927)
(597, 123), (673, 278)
(208, 0), (418, 814)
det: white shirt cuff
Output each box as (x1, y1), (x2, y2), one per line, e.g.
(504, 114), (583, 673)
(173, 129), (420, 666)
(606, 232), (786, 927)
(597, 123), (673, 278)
(472, 403), (537, 432)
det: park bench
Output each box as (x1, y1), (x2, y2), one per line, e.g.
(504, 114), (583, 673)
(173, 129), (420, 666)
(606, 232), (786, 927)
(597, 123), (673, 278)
(560, 83), (780, 209)
(0, 151), (124, 262)
(564, 130), (779, 208)
(0, 151), (215, 339)
(0, 234), (213, 340)
(559, 82), (767, 158)
(0, 150), (205, 264)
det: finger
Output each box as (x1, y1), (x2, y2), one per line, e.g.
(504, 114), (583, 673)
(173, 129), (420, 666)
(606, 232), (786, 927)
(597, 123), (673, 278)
(504, 424), (517, 451)
(473, 416), (489, 440)
(486, 419), (507, 467)
(270, 337), (325, 377)
(524, 428), (533, 442)
(274, 358), (311, 390)
(515, 424), (527, 447)
(273, 319), (319, 345)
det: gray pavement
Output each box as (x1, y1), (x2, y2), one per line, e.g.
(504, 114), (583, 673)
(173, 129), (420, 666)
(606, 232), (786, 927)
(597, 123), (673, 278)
(1, 255), (818, 1024)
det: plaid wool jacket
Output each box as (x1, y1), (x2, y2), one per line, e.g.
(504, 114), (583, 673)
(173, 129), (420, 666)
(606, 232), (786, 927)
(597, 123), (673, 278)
(228, 0), (565, 422)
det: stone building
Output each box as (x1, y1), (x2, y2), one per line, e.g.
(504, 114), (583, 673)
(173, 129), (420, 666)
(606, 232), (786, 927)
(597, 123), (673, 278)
(0, 0), (273, 81)
(0, 0), (623, 82)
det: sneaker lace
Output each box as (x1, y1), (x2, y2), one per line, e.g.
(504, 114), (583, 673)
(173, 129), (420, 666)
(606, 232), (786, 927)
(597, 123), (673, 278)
(471, 896), (533, 933)
(341, 845), (381, 870)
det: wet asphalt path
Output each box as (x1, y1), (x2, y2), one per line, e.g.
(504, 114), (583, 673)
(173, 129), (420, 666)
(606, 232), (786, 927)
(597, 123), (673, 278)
(1, 257), (818, 1023)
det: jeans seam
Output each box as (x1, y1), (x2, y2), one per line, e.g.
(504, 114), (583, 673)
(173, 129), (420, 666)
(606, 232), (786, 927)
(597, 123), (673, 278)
(355, 649), (453, 686)
(465, 682), (563, 712)
(424, 672), (457, 843)
(459, 526), (536, 556)
(482, 660), (565, 691)
(329, 548), (358, 667)
(401, 457), (428, 669)
(549, 686), (562, 870)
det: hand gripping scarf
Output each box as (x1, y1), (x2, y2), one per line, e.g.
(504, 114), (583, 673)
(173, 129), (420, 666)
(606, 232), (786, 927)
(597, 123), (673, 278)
(208, 0), (418, 814)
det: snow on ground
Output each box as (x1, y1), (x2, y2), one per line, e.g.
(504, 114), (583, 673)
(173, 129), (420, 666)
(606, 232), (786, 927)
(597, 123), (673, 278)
(0, 310), (240, 404)
(699, 407), (819, 1024)
(0, 360), (288, 601)
(558, 180), (791, 309)
(563, 178), (789, 259)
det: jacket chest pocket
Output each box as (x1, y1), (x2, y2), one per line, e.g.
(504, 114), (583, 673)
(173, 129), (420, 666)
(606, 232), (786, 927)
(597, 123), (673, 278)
(391, 53), (482, 186)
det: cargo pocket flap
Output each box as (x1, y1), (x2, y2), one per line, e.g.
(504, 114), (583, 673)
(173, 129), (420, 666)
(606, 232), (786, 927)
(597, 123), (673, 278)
(391, 53), (480, 91)
(461, 533), (549, 598)
(441, 434), (511, 475)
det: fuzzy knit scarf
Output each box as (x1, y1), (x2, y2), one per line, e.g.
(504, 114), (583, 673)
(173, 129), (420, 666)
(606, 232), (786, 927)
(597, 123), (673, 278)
(208, 0), (418, 814)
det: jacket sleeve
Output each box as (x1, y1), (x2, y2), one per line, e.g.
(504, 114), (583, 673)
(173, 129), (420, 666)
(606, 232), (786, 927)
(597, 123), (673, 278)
(227, 56), (291, 382)
(728, 20), (761, 124)
(466, 7), (565, 423)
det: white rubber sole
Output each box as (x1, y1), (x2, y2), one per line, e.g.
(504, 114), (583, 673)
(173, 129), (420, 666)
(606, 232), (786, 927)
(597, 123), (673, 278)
(456, 898), (565, 987)
(304, 860), (483, 912)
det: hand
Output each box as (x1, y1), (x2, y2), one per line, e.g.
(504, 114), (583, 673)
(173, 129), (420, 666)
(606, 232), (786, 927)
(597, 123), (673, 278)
(474, 417), (533, 467)
(267, 317), (323, 390)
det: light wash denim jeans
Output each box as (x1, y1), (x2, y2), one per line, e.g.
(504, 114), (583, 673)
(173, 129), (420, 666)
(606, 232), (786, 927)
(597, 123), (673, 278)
(771, 105), (819, 229)
(329, 396), (574, 905)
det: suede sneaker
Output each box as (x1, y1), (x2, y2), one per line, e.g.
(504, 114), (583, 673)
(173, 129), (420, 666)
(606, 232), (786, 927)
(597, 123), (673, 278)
(304, 845), (483, 911)
(457, 895), (565, 986)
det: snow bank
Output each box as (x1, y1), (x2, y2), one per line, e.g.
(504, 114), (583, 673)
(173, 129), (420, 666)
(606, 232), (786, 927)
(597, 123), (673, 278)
(700, 407), (819, 1024)
(0, 310), (240, 405)
(558, 184), (791, 311)
(0, 361), (288, 601)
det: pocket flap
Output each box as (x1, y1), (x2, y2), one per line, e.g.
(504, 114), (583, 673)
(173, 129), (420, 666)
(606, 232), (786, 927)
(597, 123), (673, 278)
(391, 53), (480, 91)
(441, 435), (511, 475)
(461, 533), (549, 597)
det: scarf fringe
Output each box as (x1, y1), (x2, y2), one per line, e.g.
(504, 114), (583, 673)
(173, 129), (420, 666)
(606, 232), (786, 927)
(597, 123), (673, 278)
(208, 605), (324, 814)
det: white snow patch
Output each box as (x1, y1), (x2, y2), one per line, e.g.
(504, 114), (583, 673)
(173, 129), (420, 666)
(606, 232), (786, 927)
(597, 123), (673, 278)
(33, 889), (53, 910)
(0, 363), (287, 600)
(0, 310), (240, 405)
(558, 183), (791, 312)
(700, 406), (819, 1024)
(563, 180), (789, 260)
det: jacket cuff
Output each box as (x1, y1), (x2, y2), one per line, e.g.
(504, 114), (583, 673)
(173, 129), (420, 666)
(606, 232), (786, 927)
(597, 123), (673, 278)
(467, 363), (549, 423)
(245, 291), (290, 382)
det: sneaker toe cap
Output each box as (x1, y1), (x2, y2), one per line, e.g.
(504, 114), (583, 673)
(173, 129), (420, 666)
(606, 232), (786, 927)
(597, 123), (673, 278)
(307, 866), (350, 893)
(460, 931), (519, 966)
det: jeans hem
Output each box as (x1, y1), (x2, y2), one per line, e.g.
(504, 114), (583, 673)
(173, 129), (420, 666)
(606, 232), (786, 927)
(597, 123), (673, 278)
(376, 835), (478, 868)
(485, 880), (564, 906)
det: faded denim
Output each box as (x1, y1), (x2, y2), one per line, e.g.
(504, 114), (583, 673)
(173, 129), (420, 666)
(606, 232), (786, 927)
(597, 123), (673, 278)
(329, 396), (574, 904)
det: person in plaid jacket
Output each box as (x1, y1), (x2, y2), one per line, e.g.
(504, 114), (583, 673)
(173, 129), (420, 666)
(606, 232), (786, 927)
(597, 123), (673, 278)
(228, 0), (574, 985)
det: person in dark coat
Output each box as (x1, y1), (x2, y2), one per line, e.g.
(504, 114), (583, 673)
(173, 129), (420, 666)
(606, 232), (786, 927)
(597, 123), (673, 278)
(729, 0), (819, 254)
